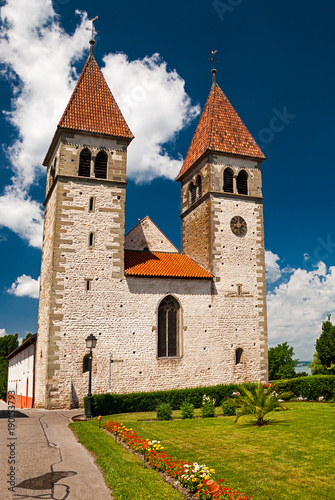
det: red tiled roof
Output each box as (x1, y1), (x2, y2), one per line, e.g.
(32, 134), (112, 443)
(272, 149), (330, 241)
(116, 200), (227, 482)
(124, 250), (212, 279)
(177, 83), (265, 180)
(58, 55), (134, 140)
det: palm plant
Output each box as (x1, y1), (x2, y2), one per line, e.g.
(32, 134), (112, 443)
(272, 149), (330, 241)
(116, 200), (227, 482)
(235, 382), (282, 426)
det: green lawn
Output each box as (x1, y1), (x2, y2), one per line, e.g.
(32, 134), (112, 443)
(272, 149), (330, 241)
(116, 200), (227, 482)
(70, 402), (335, 500)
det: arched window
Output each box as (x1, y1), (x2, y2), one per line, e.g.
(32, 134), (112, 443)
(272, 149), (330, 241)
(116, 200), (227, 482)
(236, 170), (248, 195)
(94, 151), (108, 179)
(236, 348), (243, 365)
(189, 182), (196, 205)
(158, 295), (180, 358)
(79, 149), (91, 177)
(83, 354), (90, 373)
(223, 167), (234, 193)
(196, 175), (202, 199)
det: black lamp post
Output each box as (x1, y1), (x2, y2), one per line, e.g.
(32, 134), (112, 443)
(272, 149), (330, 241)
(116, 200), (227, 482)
(85, 333), (97, 419)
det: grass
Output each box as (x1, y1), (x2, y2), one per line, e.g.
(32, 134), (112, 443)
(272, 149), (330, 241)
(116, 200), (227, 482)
(70, 402), (335, 500)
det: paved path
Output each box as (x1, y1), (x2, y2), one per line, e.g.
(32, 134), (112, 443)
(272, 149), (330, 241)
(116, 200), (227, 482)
(0, 403), (112, 500)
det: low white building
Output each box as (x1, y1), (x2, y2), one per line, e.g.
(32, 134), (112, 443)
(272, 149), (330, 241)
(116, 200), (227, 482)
(7, 334), (37, 409)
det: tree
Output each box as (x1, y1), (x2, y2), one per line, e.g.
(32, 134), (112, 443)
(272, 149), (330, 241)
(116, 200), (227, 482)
(315, 315), (335, 368)
(268, 342), (298, 380)
(22, 332), (32, 343)
(308, 352), (327, 375)
(235, 383), (282, 426)
(0, 334), (19, 400)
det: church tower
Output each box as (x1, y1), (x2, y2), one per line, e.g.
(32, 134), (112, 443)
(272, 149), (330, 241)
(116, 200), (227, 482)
(35, 40), (133, 408)
(177, 68), (268, 382)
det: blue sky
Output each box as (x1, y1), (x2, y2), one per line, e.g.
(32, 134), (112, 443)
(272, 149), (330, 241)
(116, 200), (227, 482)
(0, 0), (334, 360)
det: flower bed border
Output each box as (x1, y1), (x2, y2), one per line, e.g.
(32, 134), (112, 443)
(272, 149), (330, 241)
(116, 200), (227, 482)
(103, 420), (253, 500)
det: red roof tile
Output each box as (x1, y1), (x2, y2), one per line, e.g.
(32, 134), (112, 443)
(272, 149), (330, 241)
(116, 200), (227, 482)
(177, 83), (265, 180)
(124, 250), (212, 279)
(58, 55), (134, 140)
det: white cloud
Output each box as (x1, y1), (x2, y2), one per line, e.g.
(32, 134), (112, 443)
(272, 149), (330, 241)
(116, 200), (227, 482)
(102, 52), (200, 182)
(8, 274), (40, 299)
(267, 259), (335, 360)
(265, 250), (282, 284)
(0, 0), (200, 246)
(0, 328), (8, 337)
(0, 187), (43, 247)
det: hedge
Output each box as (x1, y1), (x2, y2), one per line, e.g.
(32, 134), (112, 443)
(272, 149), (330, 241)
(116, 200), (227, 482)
(274, 375), (335, 401)
(83, 382), (256, 417)
(83, 375), (335, 416)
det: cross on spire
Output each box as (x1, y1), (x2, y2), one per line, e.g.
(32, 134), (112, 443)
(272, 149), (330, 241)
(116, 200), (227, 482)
(86, 16), (99, 56)
(208, 50), (220, 87)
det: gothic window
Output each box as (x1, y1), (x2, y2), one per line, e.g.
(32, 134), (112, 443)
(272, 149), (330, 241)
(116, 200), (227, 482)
(236, 348), (243, 365)
(196, 175), (202, 199)
(223, 167), (234, 193)
(94, 151), (108, 179)
(189, 182), (196, 205)
(237, 170), (248, 195)
(83, 354), (90, 373)
(79, 148), (91, 177)
(158, 295), (180, 358)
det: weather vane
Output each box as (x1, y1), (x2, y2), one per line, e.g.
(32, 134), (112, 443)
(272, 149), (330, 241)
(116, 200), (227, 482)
(208, 50), (220, 70)
(86, 16), (99, 56)
(86, 16), (99, 41)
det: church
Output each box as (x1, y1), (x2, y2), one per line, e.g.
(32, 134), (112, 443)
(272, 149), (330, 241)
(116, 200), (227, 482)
(34, 39), (268, 409)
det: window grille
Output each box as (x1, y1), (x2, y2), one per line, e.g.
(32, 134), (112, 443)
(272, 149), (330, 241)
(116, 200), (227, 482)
(79, 149), (91, 177)
(95, 151), (107, 179)
(237, 170), (248, 195)
(189, 182), (196, 205)
(223, 168), (234, 193)
(196, 175), (202, 199)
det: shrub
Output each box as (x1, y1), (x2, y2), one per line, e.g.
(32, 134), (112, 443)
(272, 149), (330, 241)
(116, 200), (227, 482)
(235, 383), (282, 426)
(156, 402), (172, 420)
(201, 394), (216, 418)
(275, 375), (335, 401)
(83, 381), (257, 416)
(279, 391), (295, 401)
(180, 400), (194, 419)
(221, 397), (238, 416)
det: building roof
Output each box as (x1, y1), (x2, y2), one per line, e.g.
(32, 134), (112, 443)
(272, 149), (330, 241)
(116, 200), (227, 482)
(124, 250), (212, 279)
(6, 334), (37, 360)
(125, 216), (179, 253)
(58, 54), (134, 140)
(177, 82), (265, 180)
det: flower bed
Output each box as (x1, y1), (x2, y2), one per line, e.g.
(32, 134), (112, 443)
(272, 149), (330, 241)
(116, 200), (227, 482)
(103, 420), (253, 500)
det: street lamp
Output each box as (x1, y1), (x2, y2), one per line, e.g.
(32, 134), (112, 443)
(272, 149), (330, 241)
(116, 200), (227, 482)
(85, 334), (97, 419)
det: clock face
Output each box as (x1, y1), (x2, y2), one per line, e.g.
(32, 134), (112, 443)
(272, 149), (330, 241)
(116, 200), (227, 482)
(230, 216), (247, 236)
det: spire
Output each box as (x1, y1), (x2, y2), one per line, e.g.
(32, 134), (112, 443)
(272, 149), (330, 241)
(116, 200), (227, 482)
(57, 55), (133, 140)
(89, 39), (95, 57)
(209, 50), (219, 88)
(176, 79), (265, 180)
(211, 68), (217, 88)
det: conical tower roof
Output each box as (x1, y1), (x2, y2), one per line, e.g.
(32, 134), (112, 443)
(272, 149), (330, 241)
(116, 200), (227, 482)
(58, 54), (133, 139)
(177, 80), (264, 180)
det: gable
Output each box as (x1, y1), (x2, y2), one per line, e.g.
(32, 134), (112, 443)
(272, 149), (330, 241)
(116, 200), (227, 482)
(125, 216), (178, 252)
